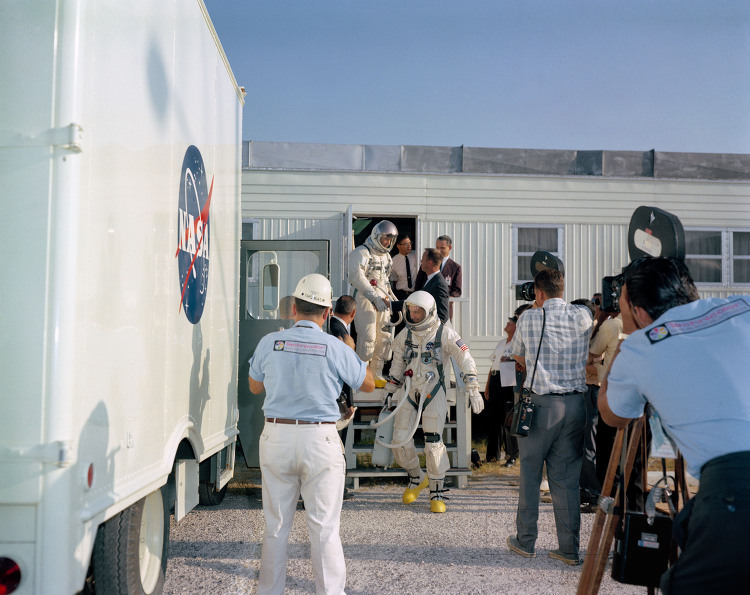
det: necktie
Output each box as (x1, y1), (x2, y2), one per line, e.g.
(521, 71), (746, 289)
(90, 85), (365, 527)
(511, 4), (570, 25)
(405, 255), (412, 289)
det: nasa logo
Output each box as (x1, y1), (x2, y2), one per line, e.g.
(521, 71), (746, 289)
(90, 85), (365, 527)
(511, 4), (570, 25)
(176, 145), (213, 324)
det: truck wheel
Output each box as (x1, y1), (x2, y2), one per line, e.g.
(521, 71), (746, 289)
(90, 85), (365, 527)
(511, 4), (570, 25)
(92, 486), (169, 594)
(198, 481), (227, 506)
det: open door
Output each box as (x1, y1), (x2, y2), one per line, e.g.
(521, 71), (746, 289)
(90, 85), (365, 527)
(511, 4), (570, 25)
(237, 239), (329, 466)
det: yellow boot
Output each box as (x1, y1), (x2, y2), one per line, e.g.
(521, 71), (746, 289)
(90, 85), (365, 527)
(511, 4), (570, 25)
(429, 479), (447, 513)
(402, 474), (428, 504)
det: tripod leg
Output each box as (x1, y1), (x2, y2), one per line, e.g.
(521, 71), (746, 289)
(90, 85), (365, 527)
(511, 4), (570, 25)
(577, 427), (624, 594)
(578, 416), (645, 595)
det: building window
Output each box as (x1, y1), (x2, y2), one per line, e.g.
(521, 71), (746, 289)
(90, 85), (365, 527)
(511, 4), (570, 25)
(242, 218), (259, 241)
(513, 225), (563, 282)
(733, 231), (750, 284)
(684, 229), (723, 284)
(684, 228), (750, 286)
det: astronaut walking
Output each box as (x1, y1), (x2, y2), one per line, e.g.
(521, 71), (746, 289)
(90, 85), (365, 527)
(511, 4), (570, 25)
(385, 291), (484, 512)
(348, 220), (399, 382)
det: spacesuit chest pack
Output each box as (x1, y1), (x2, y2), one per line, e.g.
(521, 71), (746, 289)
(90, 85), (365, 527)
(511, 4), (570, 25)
(402, 324), (446, 407)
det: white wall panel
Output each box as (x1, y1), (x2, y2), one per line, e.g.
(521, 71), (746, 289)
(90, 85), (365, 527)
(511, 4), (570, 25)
(241, 168), (750, 376)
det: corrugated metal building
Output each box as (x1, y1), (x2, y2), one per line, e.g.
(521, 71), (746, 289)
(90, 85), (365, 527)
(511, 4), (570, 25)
(241, 141), (750, 375)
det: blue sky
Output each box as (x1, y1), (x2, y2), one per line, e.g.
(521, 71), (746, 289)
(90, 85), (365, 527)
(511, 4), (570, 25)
(205, 0), (750, 154)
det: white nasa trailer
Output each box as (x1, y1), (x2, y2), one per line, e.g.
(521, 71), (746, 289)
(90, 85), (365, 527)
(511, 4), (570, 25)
(0, 2), (243, 594)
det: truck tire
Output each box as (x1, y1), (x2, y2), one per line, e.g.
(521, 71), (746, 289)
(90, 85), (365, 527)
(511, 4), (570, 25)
(198, 481), (227, 506)
(92, 486), (169, 594)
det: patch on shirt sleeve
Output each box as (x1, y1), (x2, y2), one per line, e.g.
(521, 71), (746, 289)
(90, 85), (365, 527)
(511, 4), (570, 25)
(274, 340), (327, 356)
(455, 339), (469, 352)
(647, 299), (750, 343)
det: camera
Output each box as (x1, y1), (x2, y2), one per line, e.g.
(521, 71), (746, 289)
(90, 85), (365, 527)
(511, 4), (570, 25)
(515, 281), (536, 301)
(601, 206), (686, 313)
(515, 251), (565, 301)
(601, 274), (624, 313)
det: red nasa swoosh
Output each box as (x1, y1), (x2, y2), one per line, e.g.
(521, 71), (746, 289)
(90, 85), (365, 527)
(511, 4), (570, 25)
(177, 175), (213, 312)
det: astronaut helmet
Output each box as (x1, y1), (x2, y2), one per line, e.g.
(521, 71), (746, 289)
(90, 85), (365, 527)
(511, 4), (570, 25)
(366, 220), (398, 254)
(404, 290), (438, 332)
(292, 273), (333, 308)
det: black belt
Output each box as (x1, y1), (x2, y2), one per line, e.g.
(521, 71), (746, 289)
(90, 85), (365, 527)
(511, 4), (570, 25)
(535, 391), (583, 397)
(266, 417), (335, 425)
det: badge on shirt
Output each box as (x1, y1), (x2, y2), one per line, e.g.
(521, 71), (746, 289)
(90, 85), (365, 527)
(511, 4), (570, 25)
(455, 339), (468, 352)
(647, 299), (750, 344)
(274, 340), (327, 356)
(426, 341), (434, 351)
(647, 326), (669, 343)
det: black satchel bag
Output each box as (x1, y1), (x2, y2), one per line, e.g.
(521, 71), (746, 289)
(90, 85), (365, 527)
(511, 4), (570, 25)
(611, 508), (673, 587)
(611, 430), (676, 588)
(509, 390), (535, 437)
(510, 308), (545, 438)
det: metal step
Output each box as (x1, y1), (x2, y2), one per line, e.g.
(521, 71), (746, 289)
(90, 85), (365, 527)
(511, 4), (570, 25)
(345, 466), (472, 489)
(349, 443), (458, 453)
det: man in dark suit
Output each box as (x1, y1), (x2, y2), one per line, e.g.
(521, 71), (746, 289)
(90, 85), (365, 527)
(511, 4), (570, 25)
(329, 295), (356, 350)
(414, 235), (462, 320)
(417, 248), (450, 324)
(328, 295), (358, 499)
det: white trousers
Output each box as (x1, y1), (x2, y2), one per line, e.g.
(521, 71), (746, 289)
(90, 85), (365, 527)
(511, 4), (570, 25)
(353, 296), (391, 368)
(392, 392), (450, 479)
(258, 421), (346, 595)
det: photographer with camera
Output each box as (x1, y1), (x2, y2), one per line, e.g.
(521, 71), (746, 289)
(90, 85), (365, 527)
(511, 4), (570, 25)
(600, 256), (750, 593)
(505, 268), (593, 566)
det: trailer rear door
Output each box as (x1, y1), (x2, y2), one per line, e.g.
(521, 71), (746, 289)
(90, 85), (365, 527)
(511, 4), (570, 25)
(237, 240), (330, 466)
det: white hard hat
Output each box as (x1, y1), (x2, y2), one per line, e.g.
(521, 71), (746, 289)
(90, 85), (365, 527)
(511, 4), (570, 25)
(292, 273), (332, 308)
(367, 220), (398, 254)
(404, 290), (438, 331)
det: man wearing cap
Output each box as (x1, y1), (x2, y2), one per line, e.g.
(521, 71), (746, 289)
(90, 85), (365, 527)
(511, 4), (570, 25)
(484, 309), (526, 466)
(248, 273), (375, 594)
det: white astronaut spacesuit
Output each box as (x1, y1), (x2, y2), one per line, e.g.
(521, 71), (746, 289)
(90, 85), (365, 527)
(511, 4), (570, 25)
(386, 291), (485, 513)
(348, 221), (398, 380)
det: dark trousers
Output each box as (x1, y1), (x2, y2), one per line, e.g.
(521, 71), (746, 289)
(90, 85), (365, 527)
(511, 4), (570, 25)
(580, 384), (601, 497)
(485, 374), (518, 461)
(516, 392), (586, 555)
(661, 451), (750, 594)
(598, 417), (649, 512)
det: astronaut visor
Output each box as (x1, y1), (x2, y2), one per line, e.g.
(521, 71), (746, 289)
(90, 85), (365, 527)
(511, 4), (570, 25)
(406, 304), (426, 324)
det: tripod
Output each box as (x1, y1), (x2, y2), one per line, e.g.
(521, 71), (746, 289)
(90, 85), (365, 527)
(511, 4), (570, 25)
(577, 416), (689, 595)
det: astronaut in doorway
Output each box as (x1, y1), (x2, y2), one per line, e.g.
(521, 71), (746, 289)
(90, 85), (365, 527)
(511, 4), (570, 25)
(386, 291), (484, 512)
(348, 220), (399, 382)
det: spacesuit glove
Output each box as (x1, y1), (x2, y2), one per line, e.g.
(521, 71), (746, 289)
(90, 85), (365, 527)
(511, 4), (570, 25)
(372, 297), (389, 312)
(383, 379), (400, 405)
(469, 390), (484, 414)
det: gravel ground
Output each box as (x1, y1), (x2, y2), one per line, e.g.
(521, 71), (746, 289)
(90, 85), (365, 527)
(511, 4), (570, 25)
(164, 466), (646, 595)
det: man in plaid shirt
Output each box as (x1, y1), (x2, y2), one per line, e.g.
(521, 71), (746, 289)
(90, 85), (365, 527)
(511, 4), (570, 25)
(505, 268), (593, 566)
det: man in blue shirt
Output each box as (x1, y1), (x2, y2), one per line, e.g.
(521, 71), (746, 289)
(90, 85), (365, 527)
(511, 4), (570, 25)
(249, 273), (375, 594)
(600, 257), (750, 593)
